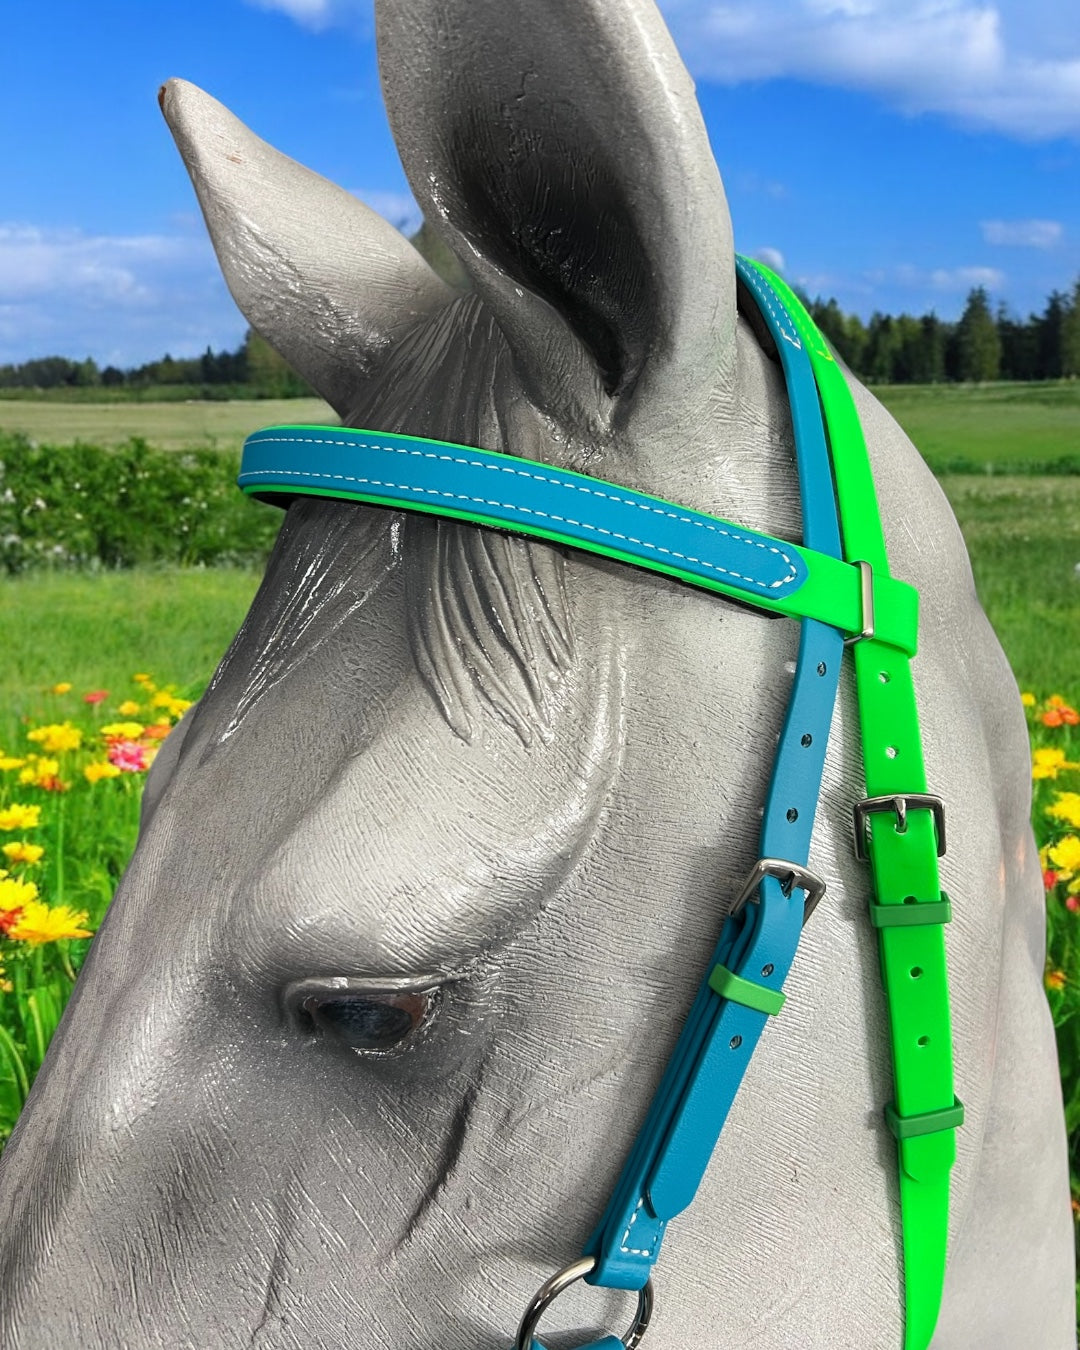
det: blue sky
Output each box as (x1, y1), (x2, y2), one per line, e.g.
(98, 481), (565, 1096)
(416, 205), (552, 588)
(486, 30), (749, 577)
(2, 0), (1078, 367)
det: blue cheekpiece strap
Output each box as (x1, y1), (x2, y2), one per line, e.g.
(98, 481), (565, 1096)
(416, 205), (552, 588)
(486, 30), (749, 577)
(579, 258), (844, 1293)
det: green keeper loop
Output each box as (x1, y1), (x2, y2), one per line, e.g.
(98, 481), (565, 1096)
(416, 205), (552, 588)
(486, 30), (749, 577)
(708, 963), (786, 1017)
(870, 895), (953, 928)
(885, 1097), (965, 1140)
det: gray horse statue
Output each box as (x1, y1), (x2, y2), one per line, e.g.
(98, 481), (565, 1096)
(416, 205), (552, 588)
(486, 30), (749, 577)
(0, 1), (1073, 1346)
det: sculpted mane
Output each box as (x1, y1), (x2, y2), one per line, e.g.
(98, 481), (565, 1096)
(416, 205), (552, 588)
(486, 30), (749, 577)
(203, 293), (576, 748)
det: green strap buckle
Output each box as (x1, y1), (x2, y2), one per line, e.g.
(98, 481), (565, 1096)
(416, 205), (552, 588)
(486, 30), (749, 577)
(884, 1096), (965, 1140)
(870, 892), (953, 928)
(708, 963), (786, 1016)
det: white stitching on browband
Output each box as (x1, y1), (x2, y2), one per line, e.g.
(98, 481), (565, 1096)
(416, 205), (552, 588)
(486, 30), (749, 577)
(239, 440), (800, 591)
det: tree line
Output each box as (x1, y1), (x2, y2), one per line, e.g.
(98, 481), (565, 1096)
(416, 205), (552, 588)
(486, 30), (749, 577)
(0, 330), (311, 397)
(803, 278), (1080, 384)
(3, 278), (1080, 391)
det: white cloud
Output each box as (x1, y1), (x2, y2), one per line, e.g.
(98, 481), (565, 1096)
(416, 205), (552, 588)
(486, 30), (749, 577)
(243, 0), (1080, 142)
(658, 1), (1080, 140)
(754, 246), (787, 272)
(243, 0), (370, 33)
(928, 265), (1006, 291)
(865, 261), (1006, 292)
(980, 218), (1064, 247)
(0, 224), (243, 367)
(349, 188), (423, 236)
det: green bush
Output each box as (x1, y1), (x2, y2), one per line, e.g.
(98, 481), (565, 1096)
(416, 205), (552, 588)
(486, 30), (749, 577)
(0, 434), (281, 573)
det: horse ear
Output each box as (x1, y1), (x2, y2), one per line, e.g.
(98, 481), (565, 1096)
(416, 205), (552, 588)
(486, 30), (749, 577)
(376, 0), (737, 437)
(158, 79), (456, 418)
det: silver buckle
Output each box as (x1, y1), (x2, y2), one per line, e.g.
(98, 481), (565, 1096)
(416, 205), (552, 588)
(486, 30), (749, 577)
(730, 857), (826, 924)
(514, 1256), (653, 1350)
(852, 793), (946, 862)
(844, 559), (875, 646)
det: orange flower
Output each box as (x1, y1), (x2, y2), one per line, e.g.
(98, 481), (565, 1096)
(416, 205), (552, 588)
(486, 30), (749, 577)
(82, 690), (108, 705)
(0, 907), (25, 936)
(1045, 969), (1067, 991)
(1041, 697), (1080, 727)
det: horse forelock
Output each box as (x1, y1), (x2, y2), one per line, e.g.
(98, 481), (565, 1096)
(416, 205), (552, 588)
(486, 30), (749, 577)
(199, 291), (578, 751)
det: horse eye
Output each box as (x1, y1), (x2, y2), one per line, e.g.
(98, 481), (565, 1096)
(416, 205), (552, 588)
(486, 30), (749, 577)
(297, 990), (432, 1053)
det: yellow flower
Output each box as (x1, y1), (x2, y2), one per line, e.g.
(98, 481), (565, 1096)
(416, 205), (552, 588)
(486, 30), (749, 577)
(132, 672), (152, 683)
(1021, 691), (1036, 708)
(0, 875), (39, 909)
(0, 756), (26, 772)
(51, 682), (72, 695)
(1045, 969), (1067, 992)
(0, 804), (42, 832)
(1, 841), (44, 866)
(1047, 836), (1080, 878)
(84, 761), (122, 784)
(149, 691), (192, 719)
(18, 757), (60, 787)
(117, 700), (141, 717)
(26, 722), (82, 754)
(100, 721), (145, 741)
(7, 899), (93, 945)
(1047, 792), (1080, 830)
(1032, 747), (1080, 780)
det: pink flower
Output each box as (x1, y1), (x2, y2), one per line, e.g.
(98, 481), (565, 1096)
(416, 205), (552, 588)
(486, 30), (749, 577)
(1066, 896), (1080, 913)
(106, 740), (149, 773)
(82, 690), (109, 705)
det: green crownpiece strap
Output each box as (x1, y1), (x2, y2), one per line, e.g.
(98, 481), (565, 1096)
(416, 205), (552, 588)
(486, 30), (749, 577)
(750, 261), (959, 1350)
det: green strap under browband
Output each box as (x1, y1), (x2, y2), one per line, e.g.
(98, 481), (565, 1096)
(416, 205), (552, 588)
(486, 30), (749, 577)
(751, 262), (960, 1350)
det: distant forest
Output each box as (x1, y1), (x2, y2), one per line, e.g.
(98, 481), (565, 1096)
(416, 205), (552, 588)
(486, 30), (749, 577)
(0, 329), (311, 398)
(2, 279), (1080, 392)
(803, 280), (1080, 384)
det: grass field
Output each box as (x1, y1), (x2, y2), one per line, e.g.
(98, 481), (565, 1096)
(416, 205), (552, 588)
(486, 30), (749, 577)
(1, 477), (1072, 709)
(874, 380), (1080, 466)
(0, 569), (263, 729)
(2, 381), (1076, 463)
(0, 397), (336, 451)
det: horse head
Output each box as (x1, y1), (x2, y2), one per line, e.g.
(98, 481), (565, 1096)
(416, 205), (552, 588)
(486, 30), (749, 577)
(0, 1), (1072, 1346)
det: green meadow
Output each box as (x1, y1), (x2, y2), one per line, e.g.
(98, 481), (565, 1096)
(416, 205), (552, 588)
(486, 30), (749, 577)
(873, 379), (1080, 469)
(0, 396), (336, 452)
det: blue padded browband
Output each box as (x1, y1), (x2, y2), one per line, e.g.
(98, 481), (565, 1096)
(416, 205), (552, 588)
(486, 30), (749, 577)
(238, 435), (918, 654)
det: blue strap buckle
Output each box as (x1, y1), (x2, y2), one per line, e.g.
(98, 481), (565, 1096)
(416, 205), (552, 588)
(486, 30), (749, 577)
(731, 857), (827, 924)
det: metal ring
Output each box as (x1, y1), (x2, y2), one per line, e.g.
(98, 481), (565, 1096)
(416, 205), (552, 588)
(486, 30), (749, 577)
(514, 1256), (654, 1350)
